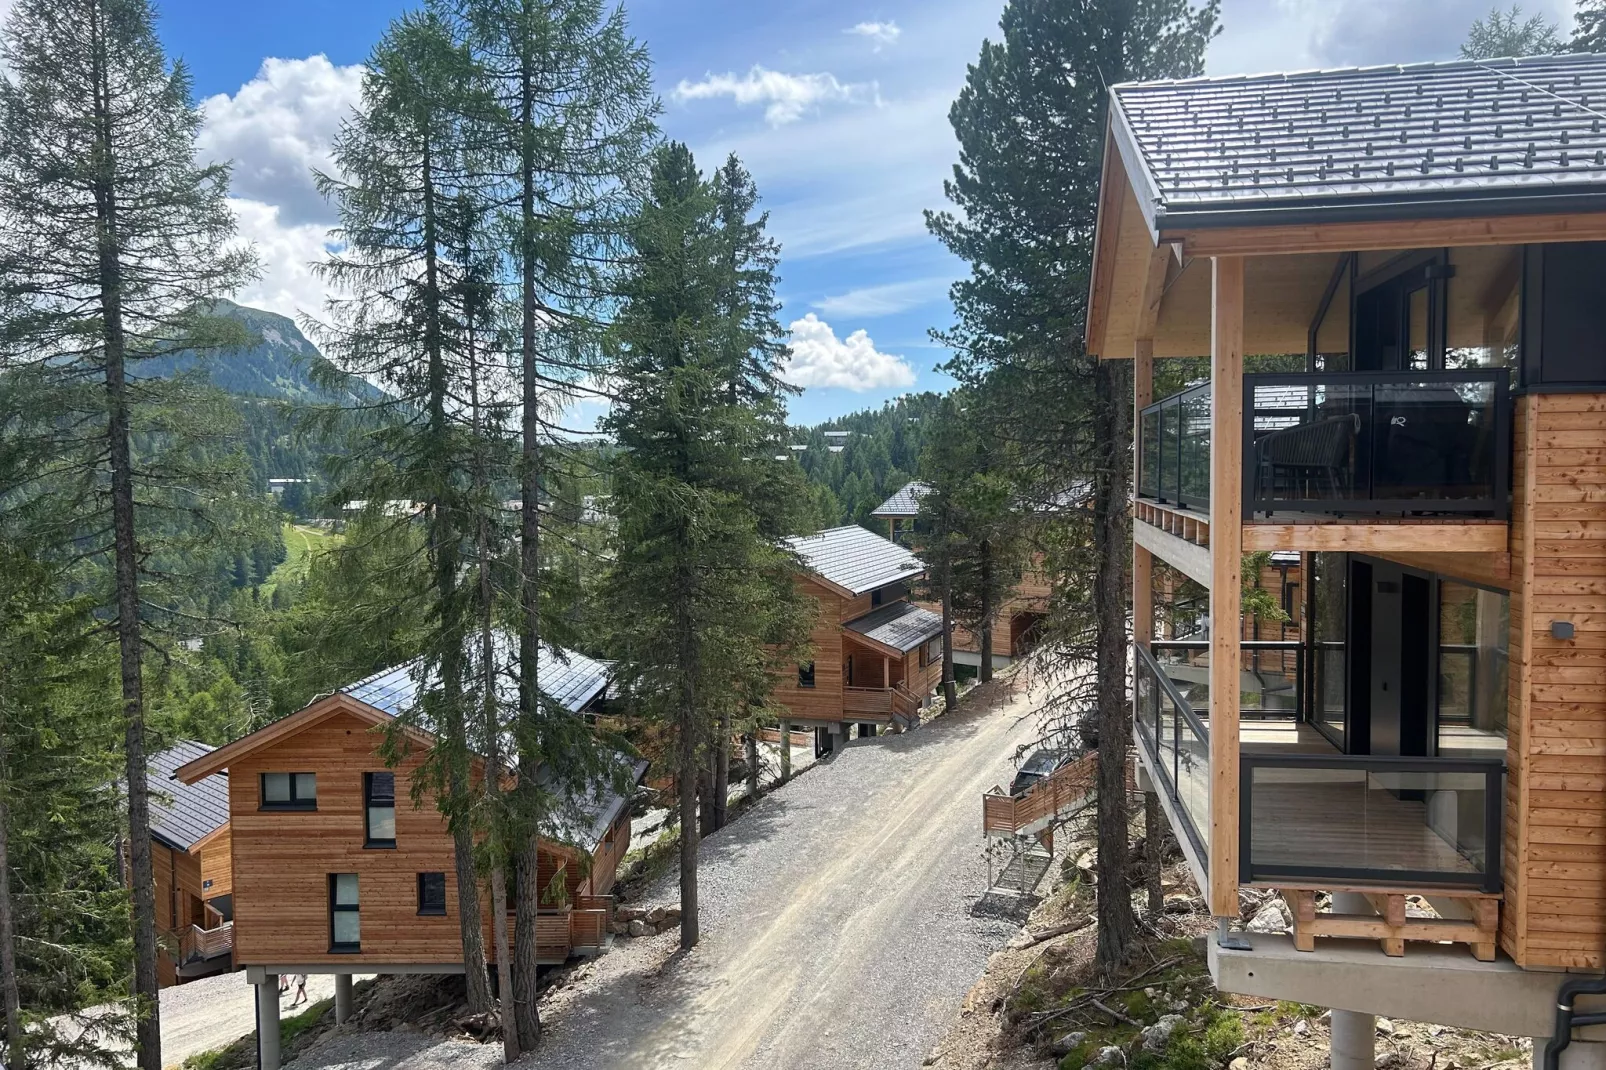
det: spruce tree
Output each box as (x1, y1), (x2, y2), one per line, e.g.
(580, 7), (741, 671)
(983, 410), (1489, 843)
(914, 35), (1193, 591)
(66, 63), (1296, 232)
(0, 1), (257, 1061)
(1460, 4), (1561, 58)
(926, 0), (1218, 973)
(1574, 0), (1606, 51)
(602, 143), (809, 951)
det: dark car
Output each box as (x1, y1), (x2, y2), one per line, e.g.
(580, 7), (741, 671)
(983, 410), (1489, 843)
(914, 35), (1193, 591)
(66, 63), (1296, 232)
(1009, 749), (1071, 797)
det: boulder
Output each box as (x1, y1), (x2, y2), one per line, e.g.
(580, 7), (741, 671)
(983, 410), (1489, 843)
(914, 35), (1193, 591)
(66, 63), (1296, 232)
(1229, 1058), (1249, 1070)
(616, 907), (644, 924)
(610, 921), (630, 935)
(1293, 1020), (1310, 1038)
(646, 906), (667, 925)
(1090, 1044), (1125, 1067)
(628, 919), (648, 937)
(1049, 1031), (1087, 1057)
(1142, 1015), (1184, 1052)
(1247, 899), (1292, 934)
(663, 906), (682, 923)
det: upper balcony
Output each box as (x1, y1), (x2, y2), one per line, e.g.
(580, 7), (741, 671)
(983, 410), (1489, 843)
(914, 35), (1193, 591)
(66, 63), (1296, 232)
(1138, 367), (1510, 528)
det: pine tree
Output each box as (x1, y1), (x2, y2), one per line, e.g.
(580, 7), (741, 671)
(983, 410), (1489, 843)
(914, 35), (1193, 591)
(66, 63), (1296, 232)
(926, 0), (1218, 974)
(602, 143), (810, 951)
(458, 1), (655, 1044)
(1573, 0), (1606, 51)
(0, 2), (258, 1062)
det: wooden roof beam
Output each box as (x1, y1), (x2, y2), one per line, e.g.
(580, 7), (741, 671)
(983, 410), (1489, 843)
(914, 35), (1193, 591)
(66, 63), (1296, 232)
(1168, 210), (1606, 259)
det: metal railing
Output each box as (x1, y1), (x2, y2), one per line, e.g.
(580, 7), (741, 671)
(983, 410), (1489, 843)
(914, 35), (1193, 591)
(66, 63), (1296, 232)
(1136, 370), (1511, 520)
(1243, 369), (1509, 518)
(1239, 752), (1504, 892)
(1133, 643), (1210, 862)
(1137, 383), (1211, 512)
(1149, 640), (1304, 720)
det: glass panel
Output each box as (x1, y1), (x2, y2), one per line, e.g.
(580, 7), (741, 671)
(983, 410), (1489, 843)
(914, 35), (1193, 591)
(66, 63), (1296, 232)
(366, 771), (394, 803)
(1249, 380), (1367, 504)
(1437, 582), (1510, 758)
(1446, 246), (1518, 372)
(262, 773), (290, 804)
(332, 911), (361, 946)
(1159, 401), (1181, 503)
(293, 773), (317, 801)
(333, 873), (359, 906)
(1371, 379), (1495, 501)
(1174, 707), (1210, 850)
(1313, 553), (1347, 748)
(1179, 390), (1211, 508)
(1248, 765), (1492, 879)
(367, 806), (396, 842)
(1140, 408), (1161, 499)
(1406, 286), (1430, 370)
(1313, 261), (1351, 371)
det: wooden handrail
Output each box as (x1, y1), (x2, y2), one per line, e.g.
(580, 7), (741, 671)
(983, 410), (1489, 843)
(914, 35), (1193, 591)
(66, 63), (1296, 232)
(843, 687), (893, 713)
(981, 753), (1099, 836)
(179, 921), (233, 963)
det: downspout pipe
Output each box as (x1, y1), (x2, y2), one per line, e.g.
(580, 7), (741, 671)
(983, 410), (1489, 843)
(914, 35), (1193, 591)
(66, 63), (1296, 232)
(1544, 975), (1606, 1070)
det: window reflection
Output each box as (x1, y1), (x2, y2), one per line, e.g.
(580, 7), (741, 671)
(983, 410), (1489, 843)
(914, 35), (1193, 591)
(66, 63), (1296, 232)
(1437, 581), (1509, 757)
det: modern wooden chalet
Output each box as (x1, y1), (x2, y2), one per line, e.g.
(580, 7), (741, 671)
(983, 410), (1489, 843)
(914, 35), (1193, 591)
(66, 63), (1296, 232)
(171, 644), (641, 1070)
(872, 481), (1053, 667)
(147, 741), (234, 986)
(1093, 53), (1606, 1058)
(773, 524), (944, 751)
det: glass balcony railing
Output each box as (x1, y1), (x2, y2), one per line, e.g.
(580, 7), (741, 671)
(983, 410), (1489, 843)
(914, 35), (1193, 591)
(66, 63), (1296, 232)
(1149, 640), (1303, 721)
(1134, 642), (1209, 862)
(1136, 370), (1510, 519)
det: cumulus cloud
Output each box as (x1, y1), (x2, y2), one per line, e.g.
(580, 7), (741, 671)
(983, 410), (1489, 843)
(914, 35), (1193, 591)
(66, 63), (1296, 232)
(846, 20), (902, 48)
(782, 314), (915, 391)
(198, 55), (365, 227)
(672, 66), (874, 126)
(227, 198), (338, 321)
(813, 276), (951, 318)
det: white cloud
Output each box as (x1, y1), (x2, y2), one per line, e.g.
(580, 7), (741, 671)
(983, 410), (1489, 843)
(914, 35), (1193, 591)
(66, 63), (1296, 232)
(813, 276), (951, 318)
(198, 55), (365, 227)
(672, 66), (875, 126)
(227, 198), (337, 321)
(782, 314), (915, 391)
(846, 20), (902, 49)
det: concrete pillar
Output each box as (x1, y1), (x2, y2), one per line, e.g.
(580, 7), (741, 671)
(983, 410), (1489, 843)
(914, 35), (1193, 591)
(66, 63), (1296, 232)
(256, 975), (281, 1070)
(1539, 1040), (1606, 1070)
(778, 720), (791, 780)
(334, 973), (353, 1024)
(1329, 892), (1376, 1070)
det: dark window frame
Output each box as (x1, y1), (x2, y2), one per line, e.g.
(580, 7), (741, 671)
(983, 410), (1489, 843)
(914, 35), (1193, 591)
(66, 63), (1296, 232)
(363, 771), (397, 849)
(798, 662), (815, 689)
(328, 873), (360, 953)
(416, 872), (446, 916)
(259, 772), (317, 811)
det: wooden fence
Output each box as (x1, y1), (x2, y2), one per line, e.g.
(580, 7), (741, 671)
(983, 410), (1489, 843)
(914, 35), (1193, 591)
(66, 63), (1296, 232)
(982, 751), (1100, 837)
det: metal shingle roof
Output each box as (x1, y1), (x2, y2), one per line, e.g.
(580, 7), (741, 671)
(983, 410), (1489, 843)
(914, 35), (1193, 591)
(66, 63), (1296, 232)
(843, 601), (943, 653)
(1111, 53), (1606, 229)
(785, 525), (926, 595)
(870, 481), (930, 518)
(342, 641), (611, 718)
(151, 741), (230, 852)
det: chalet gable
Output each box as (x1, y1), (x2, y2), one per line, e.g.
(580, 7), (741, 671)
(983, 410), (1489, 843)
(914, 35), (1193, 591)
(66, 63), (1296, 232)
(786, 524), (925, 598)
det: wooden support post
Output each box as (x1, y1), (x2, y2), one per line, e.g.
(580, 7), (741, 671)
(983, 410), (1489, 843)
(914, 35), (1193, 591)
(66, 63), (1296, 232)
(1208, 255), (1244, 919)
(1134, 336), (1154, 667)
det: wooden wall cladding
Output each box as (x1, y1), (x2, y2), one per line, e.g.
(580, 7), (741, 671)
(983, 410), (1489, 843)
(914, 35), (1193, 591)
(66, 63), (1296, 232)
(1505, 393), (1606, 970)
(771, 577), (846, 724)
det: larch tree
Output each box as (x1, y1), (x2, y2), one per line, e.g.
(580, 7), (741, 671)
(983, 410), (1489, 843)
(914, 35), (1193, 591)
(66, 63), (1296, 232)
(0, 1), (258, 1063)
(602, 143), (809, 952)
(312, 6), (496, 1015)
(1460, 4), (1561, 58)
(457, 0), (655, 1045)
(926, 0), (1218, 973)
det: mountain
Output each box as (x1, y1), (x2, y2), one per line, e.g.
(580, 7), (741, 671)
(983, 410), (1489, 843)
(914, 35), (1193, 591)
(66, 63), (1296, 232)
(138, 300), (382, 405)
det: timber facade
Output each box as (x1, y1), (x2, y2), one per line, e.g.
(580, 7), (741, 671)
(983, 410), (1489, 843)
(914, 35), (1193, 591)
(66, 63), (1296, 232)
(1090, 53), (1606, 1042)
(147, 741), (235, 986)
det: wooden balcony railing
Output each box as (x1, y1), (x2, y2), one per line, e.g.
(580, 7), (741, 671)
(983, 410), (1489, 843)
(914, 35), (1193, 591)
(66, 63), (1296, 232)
(843, 687), (893, 714)
(179, 921), (233, 964)
(982, 751), (1098, 837)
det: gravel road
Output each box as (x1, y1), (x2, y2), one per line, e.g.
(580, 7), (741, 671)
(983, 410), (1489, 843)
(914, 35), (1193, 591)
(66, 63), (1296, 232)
(518, 672), (1046, 1070)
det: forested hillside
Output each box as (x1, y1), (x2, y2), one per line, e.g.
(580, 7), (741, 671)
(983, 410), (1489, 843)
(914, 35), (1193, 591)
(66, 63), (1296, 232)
(791, 392), (944, 527)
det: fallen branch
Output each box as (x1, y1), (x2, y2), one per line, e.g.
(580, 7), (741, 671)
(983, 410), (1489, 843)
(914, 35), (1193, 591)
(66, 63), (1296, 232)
(1022, 919), (1092, 947)
(1091, 997), (1141, 1028)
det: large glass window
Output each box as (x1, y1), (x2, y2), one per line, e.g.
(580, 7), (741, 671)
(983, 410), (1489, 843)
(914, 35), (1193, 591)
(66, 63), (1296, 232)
(329, 874), (360, 951)
(260, 772), (316, 811)
(1437, 581), (1509, 757)
(1312, 553), (1348, 748)
(364, 772), (396, 848)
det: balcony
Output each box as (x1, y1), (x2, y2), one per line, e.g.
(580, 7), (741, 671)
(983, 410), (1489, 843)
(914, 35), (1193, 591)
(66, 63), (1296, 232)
(1133, 641), (1504, 895)
(1137, 369), (1511, 522)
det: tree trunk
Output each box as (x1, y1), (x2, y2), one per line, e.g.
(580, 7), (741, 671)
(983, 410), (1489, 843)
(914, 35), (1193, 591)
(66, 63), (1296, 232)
(0, 735), (22, 1070)
(1092, 357), (1138, 974)
(712, 710), (731, 830)
(91, 29), (160, 1054)
(511, 832), (543, 1046)
(940, 552), (957, 711)
(676, 549), (701, 949)
(489, 863), (516, 1062)
(697, 765), (715, 839)
(744, 733), (758, 799)
(778, 720), (791, 782)
(1145, 791), (1164, 917)
(979, 540), (994, 683)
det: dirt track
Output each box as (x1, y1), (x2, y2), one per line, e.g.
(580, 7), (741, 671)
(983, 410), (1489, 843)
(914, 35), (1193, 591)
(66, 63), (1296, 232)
(523, 672), (1047, 1070)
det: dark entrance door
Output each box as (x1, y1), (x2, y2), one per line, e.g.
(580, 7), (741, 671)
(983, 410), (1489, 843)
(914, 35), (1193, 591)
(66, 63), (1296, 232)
(1354, 256), (1441, 372)
(1349, 558), (1433, 756)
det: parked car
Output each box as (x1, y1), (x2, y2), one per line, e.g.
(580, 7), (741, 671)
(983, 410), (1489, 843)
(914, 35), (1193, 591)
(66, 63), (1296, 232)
(1009, 749), (1072, 797)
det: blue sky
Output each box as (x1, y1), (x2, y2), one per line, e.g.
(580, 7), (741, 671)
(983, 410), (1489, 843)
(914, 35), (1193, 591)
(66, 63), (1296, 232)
(48, 0), (1584, 425)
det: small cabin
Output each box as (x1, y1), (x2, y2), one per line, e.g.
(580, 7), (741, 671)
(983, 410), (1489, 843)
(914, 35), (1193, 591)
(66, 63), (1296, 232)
(147, 741), (234, 986)
(171, 643), (641, 1070)
(773, 525), (945, 751)
(1090, 52), (1606, 1058)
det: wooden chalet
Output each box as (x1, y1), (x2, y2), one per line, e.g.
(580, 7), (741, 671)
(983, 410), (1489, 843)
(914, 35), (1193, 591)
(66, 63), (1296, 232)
(171, 644), (641, 1070)
(773, 525), (945, 752)
(1092, 52), (1606, 1063)
(872, 481), (1053, 667)
(147, 741), (235, 986)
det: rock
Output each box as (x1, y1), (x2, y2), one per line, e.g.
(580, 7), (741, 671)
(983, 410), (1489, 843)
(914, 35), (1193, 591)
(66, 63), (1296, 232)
(1142, 1015), (1185, 1052)
(1169, 1000), (1189, 1012)
(647, 906), (667, 925)
(1230, 1058), (1249, 1070)
(1050, 1031), (1087, 1057)
(1164, 895), (1206, 916)
(1294, 1020), (1310, 1037)
(610, 921), (630, 935)
(616, 907), (644, 923)
(663, 907), (682, 923)
(1247, 899), (1292, 934)
(1377, 1019), (1395, 1036)
(1007, 930), (1035, 951)
(1429, 1025), (1446, 1037)
(628, 919), (648, 937)
(1090, 1045), (1125, 1067)
(1143, 987), (1158, 999)
(1377, 1052), (1401, 1069)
